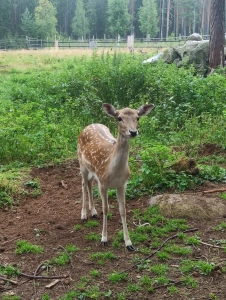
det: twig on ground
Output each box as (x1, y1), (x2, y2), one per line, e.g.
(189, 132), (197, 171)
(33, 260), (48, 297)
(0, 276), (18, 285)
(20, 273), (69, 280)
(133, 219), (151, 227)
(203, 188), (226, 194)
(45, 279), (61, 289)
(200, 240), (226, 249)
(61, 180), (68, 189)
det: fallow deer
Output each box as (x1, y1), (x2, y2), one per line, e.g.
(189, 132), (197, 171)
(77, 103), (154, 251)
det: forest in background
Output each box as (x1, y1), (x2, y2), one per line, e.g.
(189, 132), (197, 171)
(0, 0), (221, 41)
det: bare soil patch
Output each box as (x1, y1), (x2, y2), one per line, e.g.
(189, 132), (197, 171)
(1, 159), (226, 299)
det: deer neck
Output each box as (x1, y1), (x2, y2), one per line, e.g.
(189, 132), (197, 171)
(110, 132), (130, 171)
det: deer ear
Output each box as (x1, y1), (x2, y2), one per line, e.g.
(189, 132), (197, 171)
(137, 104), (154, 116)
(102, 103), (117, 117)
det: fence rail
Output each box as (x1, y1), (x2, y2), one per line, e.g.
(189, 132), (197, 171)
(0, 35), (210, 51)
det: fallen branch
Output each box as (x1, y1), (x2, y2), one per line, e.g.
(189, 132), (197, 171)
(0, 276), (18, 285)
(61, 180), (68, 189)
(119, 228), (198, 274)
(20, 273), (69, 280)
(200, 240), (226, 249)
(203, 188), (226, 194)
(153, 279), (184, 290)
(45, 279), (61, 289)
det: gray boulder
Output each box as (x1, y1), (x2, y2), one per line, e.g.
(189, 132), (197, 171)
(149, 193), (226, 220)
(162, 39), (209, 75)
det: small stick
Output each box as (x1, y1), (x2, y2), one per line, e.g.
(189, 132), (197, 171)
(33, 260), (48, 298)
(45, 279), (61, 289)
(20, 273), (69, 280)
(61, 180), (68, 189)
(203, 188), (226, 194)
(0, 275), (18, 285)
(200, 241), (226, 249)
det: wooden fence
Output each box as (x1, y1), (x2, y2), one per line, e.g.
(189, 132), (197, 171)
(0, 35), (210, 51)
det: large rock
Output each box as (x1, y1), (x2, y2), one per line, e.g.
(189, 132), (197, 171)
(149, 193), (226, 220)
(161, 33), (226, 75)
(162, 39), (210, 75)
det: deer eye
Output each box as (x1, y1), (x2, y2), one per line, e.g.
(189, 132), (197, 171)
(137, 117), (140, 121)
(118, 116), (122, 122)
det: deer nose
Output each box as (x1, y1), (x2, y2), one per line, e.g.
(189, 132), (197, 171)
(129, 130), (138, 137)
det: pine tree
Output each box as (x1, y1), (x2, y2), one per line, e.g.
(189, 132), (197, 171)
(21, 8), (35, 36)
(71, 0), (89, 39)
(107, 0), (131, 38)
(138, 0), (159, 37)
(34, 0), (57, 39)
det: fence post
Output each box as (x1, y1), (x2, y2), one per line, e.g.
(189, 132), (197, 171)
(55, 39), (58, 50)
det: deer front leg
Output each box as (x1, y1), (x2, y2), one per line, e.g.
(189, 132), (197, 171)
(99, 185), (109, 246)
(117, 185), (135, 251)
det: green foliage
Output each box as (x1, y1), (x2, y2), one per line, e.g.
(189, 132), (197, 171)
(138, 0), (159, 37)
(199, 165), (226, 182)
(214, 222), (226, 231)
(34, 0), (57, 38)
(71, 0), (89, 39)
(74, 224), (82, 231)
(1, 296), (21, 300)
(107, 0), (130, 37)
(1, 51), (226, 210)
(184, 235), (200, 246)
(0, 190), (13, 208)
(90, 269), (100, 277)
(180, 259), (215, 275)
(41, 294), (50, 300)
(86, 232), (100, 241)
(137, 144), (203, 193)
(15, 240), (44, 254)
(90, 251), (117, 265)
(50, 244), (79, 266)
(108, 271), (127, 283)
(0, 264), (21, 277)
(85, 220), (99, 228)
(151, 264), (169, 275)
(21, 8), (35, 36)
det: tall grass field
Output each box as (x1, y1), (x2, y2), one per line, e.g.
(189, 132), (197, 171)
(0, 48), (226, 205)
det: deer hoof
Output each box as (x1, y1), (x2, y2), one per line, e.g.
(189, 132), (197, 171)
(101, 241), (108, 247)
(126, 245), (135, 251)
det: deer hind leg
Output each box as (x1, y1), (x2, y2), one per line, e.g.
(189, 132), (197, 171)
(117, 185), (135, 251)
(80, 165), (89, 220)
(99, 185), (109, 246)
(87, 175), (97, 217)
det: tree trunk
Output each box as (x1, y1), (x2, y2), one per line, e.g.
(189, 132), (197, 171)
(166, 0), (170, 39)
(209, 0), (225, 70)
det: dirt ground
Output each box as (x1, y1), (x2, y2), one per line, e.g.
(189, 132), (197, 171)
(1, 159), (226, 300)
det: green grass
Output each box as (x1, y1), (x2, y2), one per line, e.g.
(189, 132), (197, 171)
(50, 244), (79, 266)
(15, 240), (44, 254)
(0, 264), (21, 277)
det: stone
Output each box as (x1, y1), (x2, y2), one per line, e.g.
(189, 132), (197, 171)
(149, 193), (226, 220)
